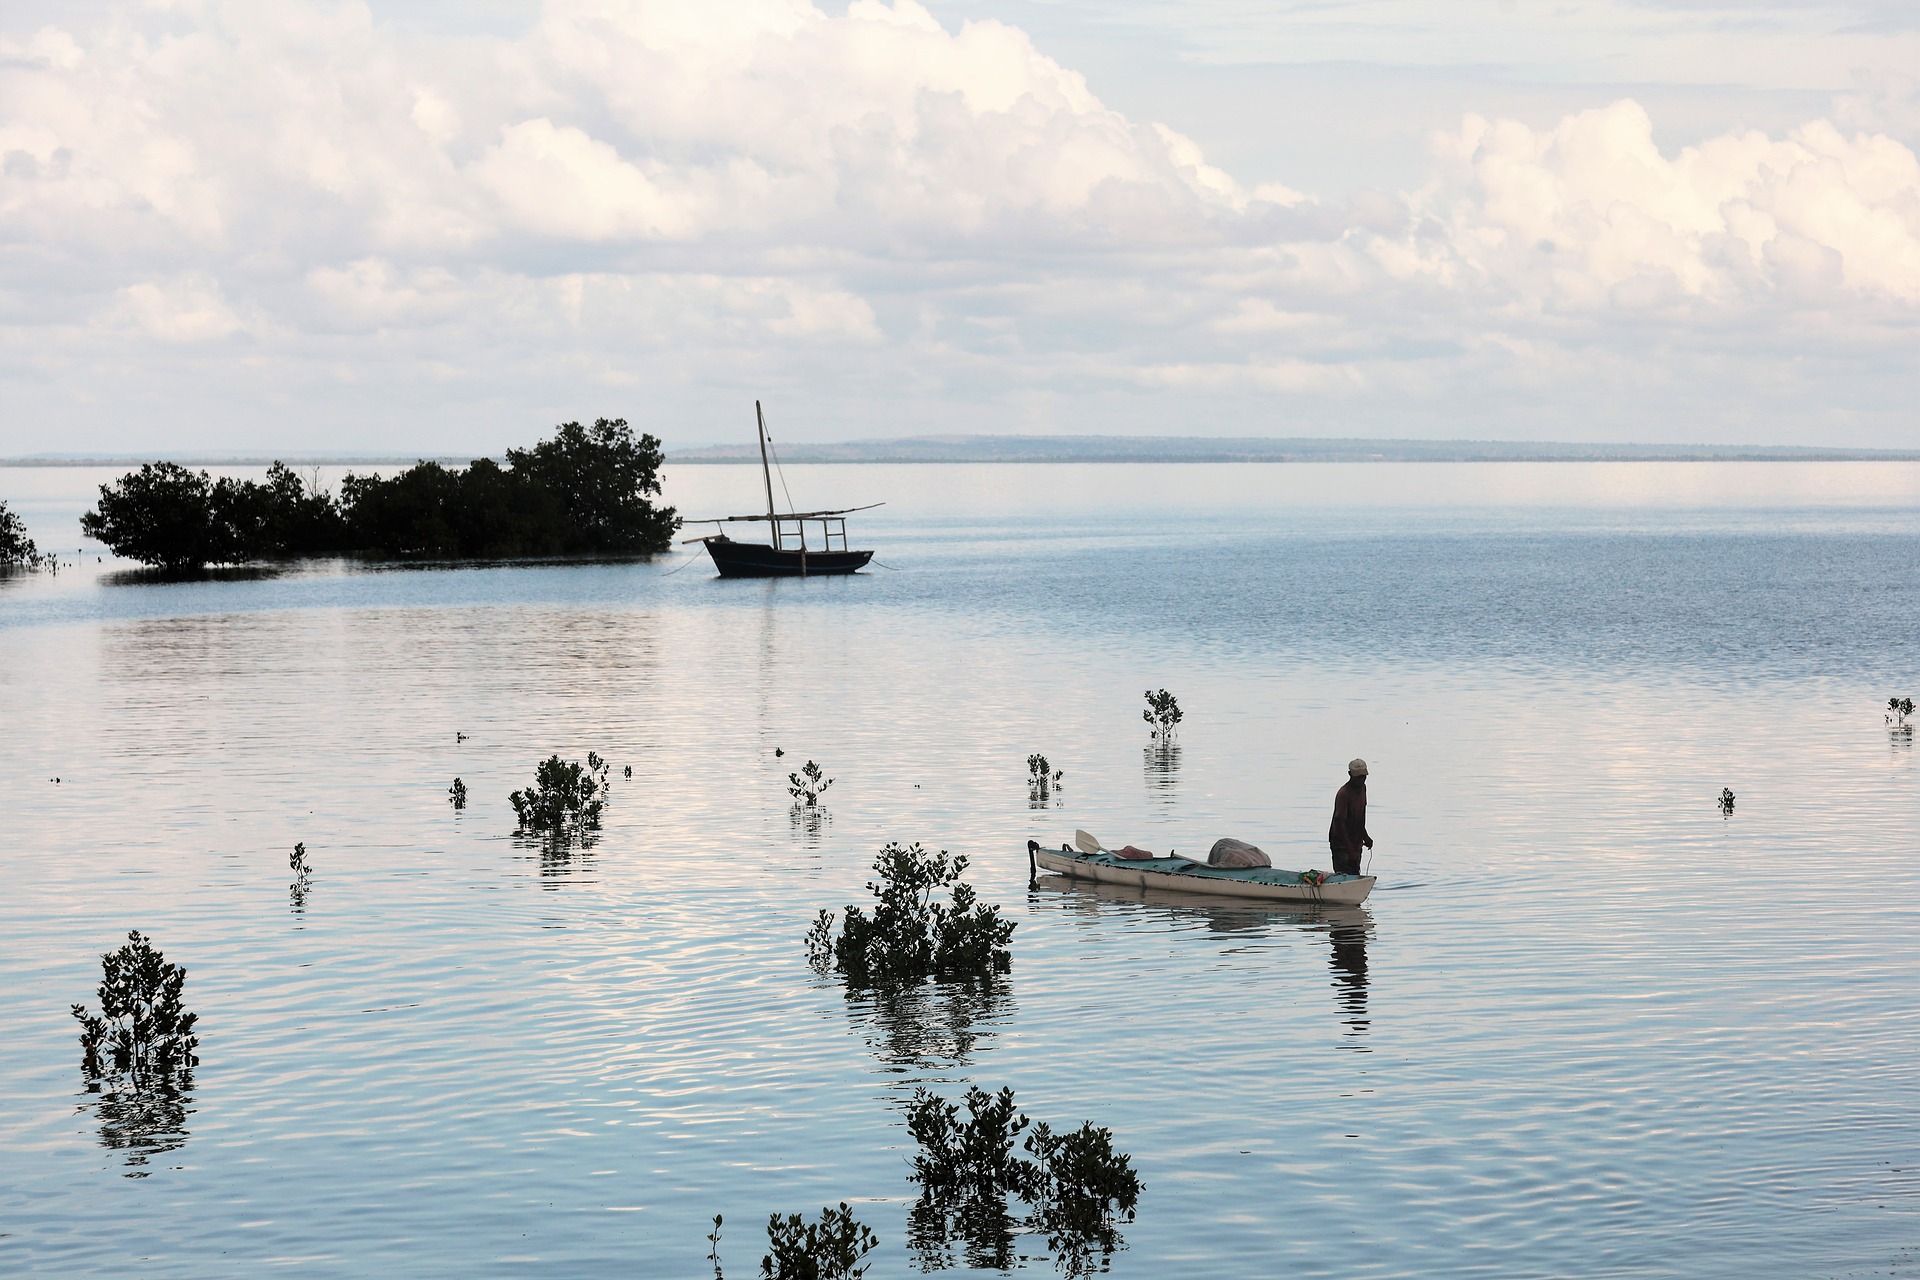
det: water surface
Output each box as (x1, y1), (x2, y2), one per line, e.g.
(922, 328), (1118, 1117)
(2, 461), (1918, 1278)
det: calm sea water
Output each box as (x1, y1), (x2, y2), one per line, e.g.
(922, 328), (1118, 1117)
(3, 461), (1919, 1279)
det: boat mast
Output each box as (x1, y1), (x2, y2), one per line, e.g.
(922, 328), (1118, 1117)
(755, 400), (777, 540)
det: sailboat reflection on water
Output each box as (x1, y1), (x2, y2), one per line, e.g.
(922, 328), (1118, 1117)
(683, 401), (880, 577)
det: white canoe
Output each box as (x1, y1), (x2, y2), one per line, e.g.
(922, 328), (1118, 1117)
(1028, 840), (1375, 906)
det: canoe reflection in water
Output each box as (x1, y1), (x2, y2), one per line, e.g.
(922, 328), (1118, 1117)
(1034, 876), (1374, 1041)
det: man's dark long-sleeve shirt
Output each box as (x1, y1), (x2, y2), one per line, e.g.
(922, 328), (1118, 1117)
(1329, 778), (1369, 856)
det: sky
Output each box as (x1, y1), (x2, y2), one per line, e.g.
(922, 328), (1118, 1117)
(1, 0), (1917, 453)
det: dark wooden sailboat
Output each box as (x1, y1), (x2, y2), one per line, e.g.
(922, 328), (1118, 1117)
(684, 402), (879, 577)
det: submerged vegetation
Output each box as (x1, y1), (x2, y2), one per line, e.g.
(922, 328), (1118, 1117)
(510, 753), (610, 841)
(906, 1085), (1142, 1275)
(1142, 689), (1181, 739)
(80, 419), (678, 570)
(806, 843), (1014, 985)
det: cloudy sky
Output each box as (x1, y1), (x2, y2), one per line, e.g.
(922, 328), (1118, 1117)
(2, 0), (1917, 453)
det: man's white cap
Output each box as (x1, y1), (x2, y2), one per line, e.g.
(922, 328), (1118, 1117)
(1348, 758), (1368, 776)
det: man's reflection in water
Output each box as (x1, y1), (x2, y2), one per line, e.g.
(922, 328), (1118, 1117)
(1033, 878), (1374, 1042)
(1327, 914), (1370, 1040)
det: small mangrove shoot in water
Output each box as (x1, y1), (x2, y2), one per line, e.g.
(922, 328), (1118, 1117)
(510, 752), (610, 839)
(449, 777), (468, 809)
(71, 931), (200, 1088)
(1142, 689), (1182, 739)
(288, 842), (312, 911)
(806, 843), (1014, 984)
(1026, 753), (1063, 803)
(704, 1206), (877, 1280)
(787, 759), (833, 807)
(1888, 697), (1914, 729)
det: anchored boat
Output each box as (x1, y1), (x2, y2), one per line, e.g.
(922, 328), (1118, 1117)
(1028, 837), (1376, 906)
(683, 401), (879, 577)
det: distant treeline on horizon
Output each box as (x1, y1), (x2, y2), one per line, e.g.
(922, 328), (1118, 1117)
(8, 435), (1914, 468)
(667, 434), (1920, 465)
(73, 419), (677, 572)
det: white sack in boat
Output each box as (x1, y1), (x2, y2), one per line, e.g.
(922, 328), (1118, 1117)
(1208, 838), (1271, 868)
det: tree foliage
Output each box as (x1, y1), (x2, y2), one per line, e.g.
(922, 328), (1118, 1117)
(1142, 688), (1182, 739)
(0, 498), (45, 567)
(510, 752), (611, 841)
(806, 843), (1014, 984)
(70, 930), (200, 1088)
(81, 419), (678, 569)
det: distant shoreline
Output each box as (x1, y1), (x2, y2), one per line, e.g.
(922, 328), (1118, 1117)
(6, 437), (1918, 467)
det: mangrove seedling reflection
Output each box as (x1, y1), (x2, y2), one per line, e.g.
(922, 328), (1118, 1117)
(510, 752), (610, 841)
(846, 975), (1011, 1069)
(70, 930), (200, 1175)
(706, 1205), (879, 1279)
(449, 777), (468, 809)
(1142, 689), (1181, 740)
(906, 1085), (1141, 1276)
(806, 843), (1014, 984)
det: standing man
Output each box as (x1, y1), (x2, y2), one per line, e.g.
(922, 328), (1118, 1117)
(1329, 758), (1373, 876)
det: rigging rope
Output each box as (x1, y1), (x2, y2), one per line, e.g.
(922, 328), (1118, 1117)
(761, 408), (798, 517)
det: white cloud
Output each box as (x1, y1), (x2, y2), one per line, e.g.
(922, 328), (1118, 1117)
(0, 0), (1915, 452)
(114, 276), (245, 342)
(1426, 100), (1920, 307)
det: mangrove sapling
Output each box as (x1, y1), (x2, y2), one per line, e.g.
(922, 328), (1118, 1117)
(1142, 689), (1182, 739)
(289, 842), (311, 910)
(510, 752), (610, 839)
(707, 1206), (877, 1280)
(71, 931), (199, 1089)
(788, 760), (834, 807)
(449, 777), (468, 809)
(1026, 753), (1063, 805)
(806, 843), (1014, 984)
(1888, 697), (1915, 730)
(761, 1204), (878, 1280)
(1718, 788), (1736, 816)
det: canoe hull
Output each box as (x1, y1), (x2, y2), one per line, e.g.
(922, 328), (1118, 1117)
(701, 538), (873, 577)
(1034, 846), (1375, 905)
